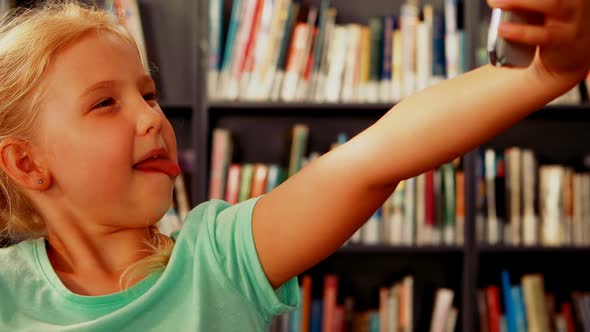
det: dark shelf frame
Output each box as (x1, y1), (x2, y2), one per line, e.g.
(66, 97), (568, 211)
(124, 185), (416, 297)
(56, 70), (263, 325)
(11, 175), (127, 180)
(526, 103), (590, 120)
(478, 245), (590, 253)
(161, 104), (192, 118)
(207, 101), (590, 120)
(337, 244), (464, 254)
(208, 101), (397, 111)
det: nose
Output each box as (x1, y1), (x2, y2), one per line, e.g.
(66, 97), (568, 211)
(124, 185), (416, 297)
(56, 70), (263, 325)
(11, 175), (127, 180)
(135, 97), (162, 136)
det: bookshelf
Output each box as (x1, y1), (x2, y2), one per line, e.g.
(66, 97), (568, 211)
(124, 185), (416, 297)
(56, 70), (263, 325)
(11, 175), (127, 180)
(198, 0), (481, 330)
(196, 0), (590, 330)
(303, 249), (465, 331)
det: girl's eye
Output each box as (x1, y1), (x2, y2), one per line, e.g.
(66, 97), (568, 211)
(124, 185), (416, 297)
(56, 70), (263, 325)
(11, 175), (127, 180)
(92, 98), (115, 110)
(143, 90), (159, 102)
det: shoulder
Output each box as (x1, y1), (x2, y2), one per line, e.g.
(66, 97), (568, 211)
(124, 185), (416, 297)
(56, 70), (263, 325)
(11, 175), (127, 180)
(169, 197), (299, 320)
(0, 238), (38, 267)
(171, 197), (261, 242)
(0, 238), (43, 294)
(188, 198), (259, 222)
(167, 197), (262, 270)
(166, 197), (264, 289)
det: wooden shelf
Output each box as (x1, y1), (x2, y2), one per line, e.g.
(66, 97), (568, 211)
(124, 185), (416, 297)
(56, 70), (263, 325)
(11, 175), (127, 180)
(337, 244), (463, 254)
(478, 245), (590, 253)
(208, 101), (395, 116)
(208, 101), (590, 120)
(527, 104), (590, 121)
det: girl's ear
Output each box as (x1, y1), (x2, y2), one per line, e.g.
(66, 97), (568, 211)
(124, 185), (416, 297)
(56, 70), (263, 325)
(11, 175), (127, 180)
(0, 138), (51, 190)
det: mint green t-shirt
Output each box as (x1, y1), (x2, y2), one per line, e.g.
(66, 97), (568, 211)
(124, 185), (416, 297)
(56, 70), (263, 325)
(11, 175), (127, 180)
(0, 197), (299, 331)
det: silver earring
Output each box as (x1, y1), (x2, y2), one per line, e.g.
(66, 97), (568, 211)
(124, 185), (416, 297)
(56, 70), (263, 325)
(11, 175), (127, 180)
(38, 179), (43, 184)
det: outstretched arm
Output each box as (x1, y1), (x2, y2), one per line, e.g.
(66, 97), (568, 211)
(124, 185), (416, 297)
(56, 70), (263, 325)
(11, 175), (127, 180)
(252, 0), (590, 289)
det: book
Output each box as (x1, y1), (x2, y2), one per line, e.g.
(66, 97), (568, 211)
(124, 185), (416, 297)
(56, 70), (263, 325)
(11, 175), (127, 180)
(110, 0), (149, 70)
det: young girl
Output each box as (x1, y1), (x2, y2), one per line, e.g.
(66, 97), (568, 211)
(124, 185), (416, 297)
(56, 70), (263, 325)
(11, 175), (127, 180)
(0, 0), (588, 330)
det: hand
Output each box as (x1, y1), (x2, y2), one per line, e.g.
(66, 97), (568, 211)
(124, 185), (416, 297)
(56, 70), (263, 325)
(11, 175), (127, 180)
(488, 0), (590, 84)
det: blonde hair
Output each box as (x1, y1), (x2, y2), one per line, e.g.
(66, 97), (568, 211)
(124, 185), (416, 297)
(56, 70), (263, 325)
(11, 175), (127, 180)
(0, 0), (174, 288)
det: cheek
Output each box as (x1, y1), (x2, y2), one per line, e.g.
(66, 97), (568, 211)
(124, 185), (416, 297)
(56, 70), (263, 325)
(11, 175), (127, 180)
(45, 125), (133, 191)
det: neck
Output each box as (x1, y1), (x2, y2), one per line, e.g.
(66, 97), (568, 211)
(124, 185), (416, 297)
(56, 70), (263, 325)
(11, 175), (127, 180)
(45, 223), (153, 296)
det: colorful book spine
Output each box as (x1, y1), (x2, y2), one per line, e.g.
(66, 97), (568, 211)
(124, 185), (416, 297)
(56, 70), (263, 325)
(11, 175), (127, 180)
(501, 271), (518, 332)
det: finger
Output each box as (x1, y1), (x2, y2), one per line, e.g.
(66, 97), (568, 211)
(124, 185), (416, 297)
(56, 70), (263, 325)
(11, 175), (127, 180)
(498, 21), (573, 45)
(488, 0), (573, 19)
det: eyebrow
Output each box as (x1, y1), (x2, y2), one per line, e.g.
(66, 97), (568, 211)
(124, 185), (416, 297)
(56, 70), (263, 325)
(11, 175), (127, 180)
(79, 75), (155, 99)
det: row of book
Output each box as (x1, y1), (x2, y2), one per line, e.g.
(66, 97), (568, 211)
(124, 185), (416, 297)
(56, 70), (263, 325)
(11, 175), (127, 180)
(208, 125), (312, 202)
(477, 271), (587, 332)
(348, 161), (465, 247)
(270, 274), (458, 332)
(208, 0), (467, 103)
(160, 123), (318, 235)
(166, 143), (590, 250)
(103, 0), (149, 71)
(475, 148), (590, 247)
(208, 125), (466, 246)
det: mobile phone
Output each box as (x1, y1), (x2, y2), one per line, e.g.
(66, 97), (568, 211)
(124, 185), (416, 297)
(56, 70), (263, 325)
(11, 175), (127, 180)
(487, 8), (544, 67)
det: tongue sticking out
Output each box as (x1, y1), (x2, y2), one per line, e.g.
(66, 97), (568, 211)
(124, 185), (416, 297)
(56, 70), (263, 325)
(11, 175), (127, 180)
(134, 158), (181, 177)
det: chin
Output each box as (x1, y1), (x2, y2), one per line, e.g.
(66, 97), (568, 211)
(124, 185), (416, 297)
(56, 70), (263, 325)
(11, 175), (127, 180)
(133, 174), (175, 223)
(139, 202), (173, 229)
(157, 195), (174, 216)
(139, 194), (174, 225)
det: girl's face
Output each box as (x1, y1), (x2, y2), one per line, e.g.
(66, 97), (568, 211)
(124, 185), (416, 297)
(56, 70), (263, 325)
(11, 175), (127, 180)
(34, 31), (179, 229)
